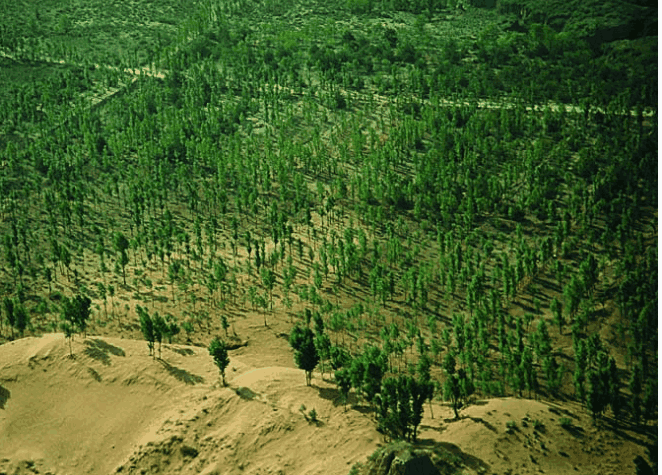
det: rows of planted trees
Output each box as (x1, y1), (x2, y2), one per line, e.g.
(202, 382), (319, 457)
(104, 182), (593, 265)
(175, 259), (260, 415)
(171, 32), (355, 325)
(0, 0), (656, 433)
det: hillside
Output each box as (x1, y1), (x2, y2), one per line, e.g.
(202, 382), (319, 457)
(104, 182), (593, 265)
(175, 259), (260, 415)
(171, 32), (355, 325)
(0, 0), (657, 473)
(0, 333), (654, 475)
(0, 333), (382, 474)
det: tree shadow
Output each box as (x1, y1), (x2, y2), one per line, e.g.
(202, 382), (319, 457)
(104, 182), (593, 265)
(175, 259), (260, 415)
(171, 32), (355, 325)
(605, 416), (657, 446)
(168, 346), (195, 356)
(225, 337), (248, 350)
(157, 359), (205, 385)
(535, 276), (561, 294)
(316, 385), (362, 410)
(152, 295), (169, 305)
(556, 351), (575, 363)
(0, 385), (10, 409)
(547, 405), (580, 420)
(513, 298), (536, 314)
(87, 367), (102, 382)
(84, 338), (126, 366)
(307, 418), (325, 428)
(235, 386), (260, 401)
(351, 404), (376, 415)
(560, 424), (585, 439)
(419, 423), (447, 435)
(468, 416), (498, 433)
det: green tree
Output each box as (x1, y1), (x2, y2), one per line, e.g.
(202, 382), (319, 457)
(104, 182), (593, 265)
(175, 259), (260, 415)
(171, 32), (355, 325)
(73, 295), (91, 337)
(417, 353), (436, 418)
(607, 356), (622, 420)
(642, 382), (656, 425)
(550, 297), (564, 335)
(349, 357), (366, 401)
(13, 301), (28, 337)
(138, 306), (155, 357)
(114, 232), (130, 285)
(329, 345), (351, 370)
(314, 331), (332, 380)
(377, 374), (427, 442)
(165, 315), (180, 343)
(152, 313), (167, 359)
(377, 376), (410, 441)
(629, 364), (643, 424)
(442, 354), (463, 419)
(543, 356), (563, 395)
(44, 267), (53, 294)
(586, 369), (608, 422)
(108, 284), (115, 318)
(289, 325), (319, 386)
(407, 376), (429, 442)
(221, 314), (229, 337)
(261, 268), (276, 325)
(573, 338), (587, 402)
(209, 337), (230, 386)
(362, 345), (387, 405)
(3, 297), (15, 339)
(97, 282), (107, 317)
(168, 261), (181, 303)
(60, 319), (74, 357)
(182, 320), (194, 341)
(214, 258), (228, 300)
(533, 319), (552, 362)
(564, 275), (581, 319)
(60, 295), (91, 340)
(335, 367), (352, 410)
(579, 254), (598, 298)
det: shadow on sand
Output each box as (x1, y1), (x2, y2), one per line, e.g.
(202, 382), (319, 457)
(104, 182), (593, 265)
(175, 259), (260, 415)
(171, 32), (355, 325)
(0, 385), (10, 409)
(168, 346), (196, 356)
(316, 385), (364, 411)
(158, 359), (205, 385)
(84, 338), (126, 366)
(468, 416), (499, 433)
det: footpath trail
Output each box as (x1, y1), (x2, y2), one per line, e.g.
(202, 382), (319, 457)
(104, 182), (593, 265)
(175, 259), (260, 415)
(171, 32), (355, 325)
(1, 47), (655, 126)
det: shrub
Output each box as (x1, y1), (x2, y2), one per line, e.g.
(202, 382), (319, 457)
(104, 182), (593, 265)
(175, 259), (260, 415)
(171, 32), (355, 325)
(348, 462), (364, 475)
(333, 90), (347, 110)
(180, 445), (199, 458)
(559, 417), (572, 428)
(346, 0), (373, 13)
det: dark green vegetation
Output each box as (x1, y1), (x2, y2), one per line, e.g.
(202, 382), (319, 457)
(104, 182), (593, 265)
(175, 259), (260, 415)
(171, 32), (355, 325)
(0, 0), (196, 65)
(349, 440), (468, 475)
(0, 0), (656, 461)
(289, 323), (321, 386)
(208, 336), (230, 386)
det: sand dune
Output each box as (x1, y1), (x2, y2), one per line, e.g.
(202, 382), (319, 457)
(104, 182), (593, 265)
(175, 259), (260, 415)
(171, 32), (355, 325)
(0, 333), (653, 475)
(0, 333), (380, 475)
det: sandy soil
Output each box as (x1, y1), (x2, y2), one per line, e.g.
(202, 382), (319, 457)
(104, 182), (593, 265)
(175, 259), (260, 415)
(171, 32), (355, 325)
(0, 332), (381, 475)
(0, 330), (652, 475)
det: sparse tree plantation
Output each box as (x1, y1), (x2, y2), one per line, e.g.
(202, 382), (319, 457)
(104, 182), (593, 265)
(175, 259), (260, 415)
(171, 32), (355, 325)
(0, 0), (656, 465)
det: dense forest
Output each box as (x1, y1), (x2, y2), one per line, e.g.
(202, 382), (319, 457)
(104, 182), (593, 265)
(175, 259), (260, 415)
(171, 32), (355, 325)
(0, 0), (657, 449)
